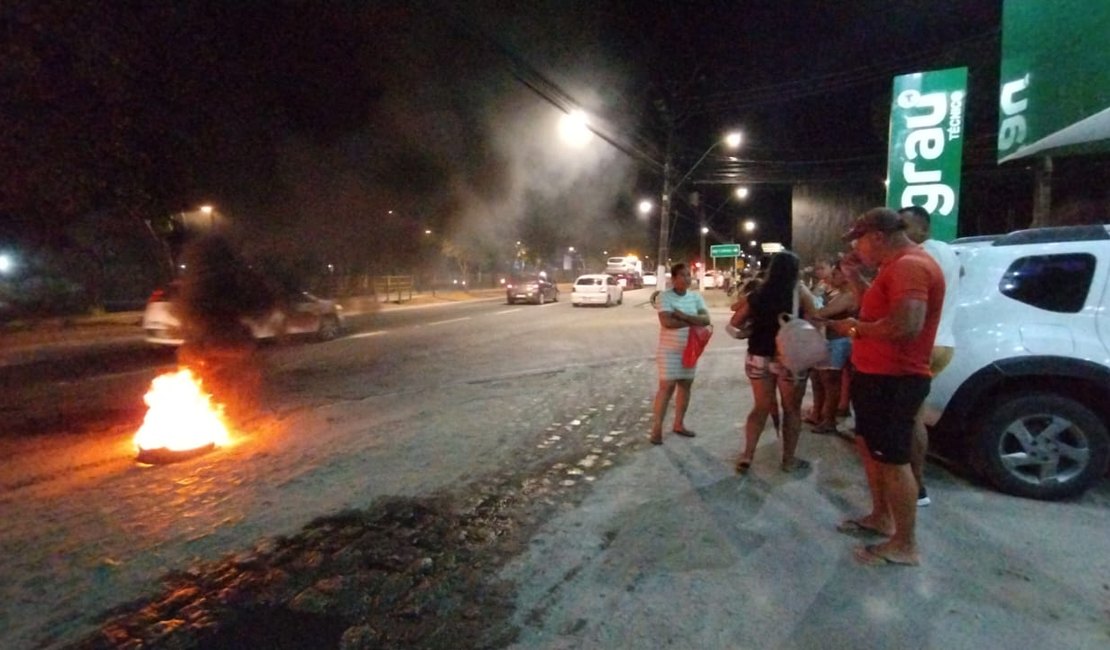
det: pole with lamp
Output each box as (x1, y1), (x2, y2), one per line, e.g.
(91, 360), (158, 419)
(657, 131), (742, 288)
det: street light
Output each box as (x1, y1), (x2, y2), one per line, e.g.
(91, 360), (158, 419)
(657, 130), (742, 287)
(638, 199), (653, 215)
(699, 226), (710, 291)
(735, 186), (749, 199)
(743, 219), (756, 233)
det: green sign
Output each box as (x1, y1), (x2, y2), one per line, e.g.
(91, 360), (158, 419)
(998, 0), (1110, 162)
(886, 67), (967, 242)
(710, 244), (741, 258)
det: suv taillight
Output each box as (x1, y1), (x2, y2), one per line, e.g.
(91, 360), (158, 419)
(148, 288), (166, 303)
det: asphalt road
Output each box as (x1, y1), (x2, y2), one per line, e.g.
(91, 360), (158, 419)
(2, 289), (1108, 648)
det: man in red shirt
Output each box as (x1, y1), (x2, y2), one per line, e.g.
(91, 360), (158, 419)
(828, 207), (944, 567)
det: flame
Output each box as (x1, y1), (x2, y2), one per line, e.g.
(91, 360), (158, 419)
(134, 368), (231, 454)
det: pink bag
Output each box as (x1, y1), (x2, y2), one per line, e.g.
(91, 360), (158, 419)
(682, 325), (713, 368)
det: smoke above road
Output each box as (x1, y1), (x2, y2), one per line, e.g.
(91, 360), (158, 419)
(239, 2), (644, 276)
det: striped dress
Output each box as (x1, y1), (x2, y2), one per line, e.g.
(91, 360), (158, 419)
(656, 289), (709, 380)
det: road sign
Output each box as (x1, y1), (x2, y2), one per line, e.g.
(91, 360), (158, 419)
(710, 244), (741, 258)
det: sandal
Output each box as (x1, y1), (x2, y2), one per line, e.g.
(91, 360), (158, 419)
(781, 458), (811, 473)
(672, 428), (696, 438)
(649, 433), (663, 446)
(735, 458), (753, 473)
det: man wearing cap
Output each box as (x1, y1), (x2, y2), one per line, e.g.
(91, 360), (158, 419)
(828, 207), (944, 567)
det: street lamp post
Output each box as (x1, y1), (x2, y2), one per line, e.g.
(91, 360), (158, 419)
(699, 226), (709, 291)
(657, 131), (741, 288)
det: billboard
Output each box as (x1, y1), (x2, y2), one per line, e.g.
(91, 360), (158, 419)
(998, 0), (1110, 162)
(886, 67), (968, 242)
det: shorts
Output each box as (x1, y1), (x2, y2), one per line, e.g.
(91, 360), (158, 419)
(745, 353), (807, 383)
(816, 337), (851, 370)
(930, 346), (954, 376)
(851, 372), (931, 465)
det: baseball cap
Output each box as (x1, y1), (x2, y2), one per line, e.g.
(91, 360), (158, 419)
(842, 207), (907, 241)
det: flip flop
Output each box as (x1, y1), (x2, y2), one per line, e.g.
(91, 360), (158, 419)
(649, 435), (663, 446)
(672, 428), (696, 438)
(836, 519), (889, 537)
(854, 544), (919, 567)
(735, 459), (752, 473)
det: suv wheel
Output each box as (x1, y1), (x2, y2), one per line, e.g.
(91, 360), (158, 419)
(317, 315), (341, 342)
(974, 392), (1109, 500)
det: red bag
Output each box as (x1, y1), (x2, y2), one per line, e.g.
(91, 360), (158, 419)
(682, 325), (713, 368)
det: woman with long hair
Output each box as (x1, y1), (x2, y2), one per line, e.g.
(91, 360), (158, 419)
(729, 251), (818, 472)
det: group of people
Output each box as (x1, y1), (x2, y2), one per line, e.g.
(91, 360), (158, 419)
(648, 206), (959, 568)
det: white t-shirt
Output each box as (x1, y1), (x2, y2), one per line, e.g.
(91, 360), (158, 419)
(922, 239), (960, 347)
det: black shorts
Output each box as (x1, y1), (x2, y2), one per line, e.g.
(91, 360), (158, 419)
(851, 372), (931, 465)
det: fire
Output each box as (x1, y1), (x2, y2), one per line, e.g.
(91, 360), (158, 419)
(134, 368), (231, 459)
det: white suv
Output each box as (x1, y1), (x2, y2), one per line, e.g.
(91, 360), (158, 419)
(924, 225), (1110, 500)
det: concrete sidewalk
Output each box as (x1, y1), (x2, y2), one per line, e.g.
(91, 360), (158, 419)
(497, 317), (1110, 649)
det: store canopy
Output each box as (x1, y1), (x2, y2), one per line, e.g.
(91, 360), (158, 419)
(997, 0), (1110, 163)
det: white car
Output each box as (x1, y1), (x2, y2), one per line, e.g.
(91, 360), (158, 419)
(925, 224), (1110, 499)
(642, 272), (658, 287)
(142, 282), (344, 345)
(572, 274), (623, 307)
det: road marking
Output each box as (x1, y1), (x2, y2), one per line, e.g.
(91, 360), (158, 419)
(427, 317), (470, 326)
(496, 309), (522, 315)
(349, 331), (386, 339)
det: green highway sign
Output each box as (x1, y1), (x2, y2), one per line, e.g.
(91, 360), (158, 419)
(710, 244), (741, 257)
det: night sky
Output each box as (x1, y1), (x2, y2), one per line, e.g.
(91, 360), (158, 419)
(2, 0), (1009, 279)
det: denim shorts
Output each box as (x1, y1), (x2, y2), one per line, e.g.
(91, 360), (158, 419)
(816, 337), (851, 370)
(745, 353), (807, 383)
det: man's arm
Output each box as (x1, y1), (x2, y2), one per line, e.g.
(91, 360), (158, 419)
(827, 297), (926, 341)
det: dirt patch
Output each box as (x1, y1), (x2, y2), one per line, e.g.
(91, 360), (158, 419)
(65, 402), (651, 649)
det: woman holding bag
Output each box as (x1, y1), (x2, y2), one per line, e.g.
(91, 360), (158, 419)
(649, 263), (710, 445)
(730, 251), (819, 473)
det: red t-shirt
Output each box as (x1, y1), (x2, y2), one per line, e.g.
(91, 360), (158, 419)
(852, 246), (944, 377)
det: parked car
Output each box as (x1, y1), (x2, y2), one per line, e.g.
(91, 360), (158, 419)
(505, 273), (558, 305)
(642, 272), (658, 287)
(142, 282), (345, 345)
(572, 273), (623, 307)
(925, 224), (1110, 500)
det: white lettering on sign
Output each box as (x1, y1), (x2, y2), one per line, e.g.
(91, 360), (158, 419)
(896, 88), (958, 216)
(999, 75), (1030, 151)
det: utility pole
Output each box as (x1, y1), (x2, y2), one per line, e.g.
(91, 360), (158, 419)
(657, 133), (673, 289)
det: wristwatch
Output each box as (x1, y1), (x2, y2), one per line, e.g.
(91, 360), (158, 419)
(848, 325), (860, 339)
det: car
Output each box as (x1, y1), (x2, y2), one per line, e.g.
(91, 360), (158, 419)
(572, 273), (623, 307)
(610, 272), (643, 289)
(142, 282), (345, 345)
(642, 272), (658, 287)
(505, 273), (558, 304)
(924, 224), (1110, 500)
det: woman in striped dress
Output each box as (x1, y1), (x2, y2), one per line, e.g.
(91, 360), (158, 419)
(649, 263), (711, 445)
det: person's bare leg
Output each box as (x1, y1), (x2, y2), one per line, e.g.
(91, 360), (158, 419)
(672, 379), (692, 432)
(864, 462), (920, 564)
(849, 436), (895, 534)
(651, 380), (677, 442)
(838, 367), (852, 415)
(741, 377), (774, 465)
(820, 369), (841, 429)
(910, 406), (928, 494)
(778, 374), (806, 467)
(806, 373), (824, 424)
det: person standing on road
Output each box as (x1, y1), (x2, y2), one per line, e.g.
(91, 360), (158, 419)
(829, 208), (944, 567)
(730, 251), (818, 473)
(899, 205), (961, 507)
(809, 262), (858, 435)
(649, 263), (710, 445)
